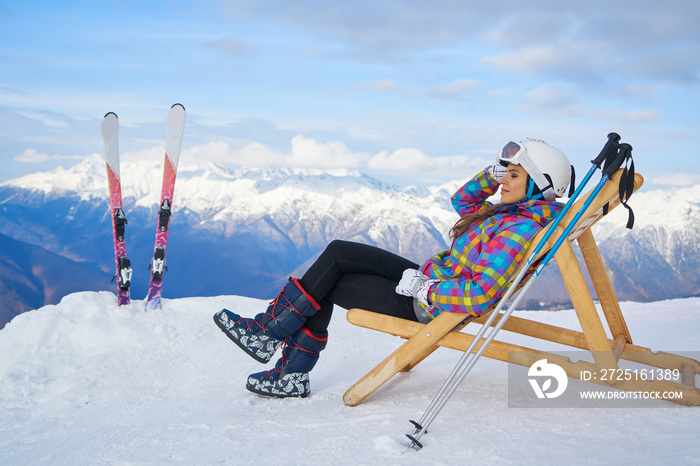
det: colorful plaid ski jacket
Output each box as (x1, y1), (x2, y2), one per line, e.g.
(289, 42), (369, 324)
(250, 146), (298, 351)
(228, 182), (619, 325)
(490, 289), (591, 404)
(419, 170), (563, 318)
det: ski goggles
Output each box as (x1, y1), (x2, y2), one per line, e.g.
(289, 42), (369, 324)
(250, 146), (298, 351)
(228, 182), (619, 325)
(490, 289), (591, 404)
(496, 140), (555, 201)
(497, 141), (527, 167)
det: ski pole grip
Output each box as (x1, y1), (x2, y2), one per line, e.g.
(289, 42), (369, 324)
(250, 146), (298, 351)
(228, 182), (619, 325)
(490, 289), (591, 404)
(592, 132), (621, 167)
(602, 142), (632, 176)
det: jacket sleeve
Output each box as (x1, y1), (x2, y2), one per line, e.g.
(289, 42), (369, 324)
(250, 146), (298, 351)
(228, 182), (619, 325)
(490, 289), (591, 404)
(427, 220), (539, 317)
(451, 170), (500, 217)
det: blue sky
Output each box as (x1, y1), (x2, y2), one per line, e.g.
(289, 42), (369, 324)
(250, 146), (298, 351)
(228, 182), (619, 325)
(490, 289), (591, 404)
(1, 0), (699, 188)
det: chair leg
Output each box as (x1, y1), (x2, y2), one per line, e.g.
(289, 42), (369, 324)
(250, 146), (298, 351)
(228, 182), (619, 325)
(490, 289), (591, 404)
(343, 311), (465, 406)
(400, 318), (474, 372)
(555, 241), (619, 374)
(577, 228), (632, 343)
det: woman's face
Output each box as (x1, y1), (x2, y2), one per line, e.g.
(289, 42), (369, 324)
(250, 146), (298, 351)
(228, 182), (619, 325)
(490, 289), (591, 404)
(499, 163), (528, 204)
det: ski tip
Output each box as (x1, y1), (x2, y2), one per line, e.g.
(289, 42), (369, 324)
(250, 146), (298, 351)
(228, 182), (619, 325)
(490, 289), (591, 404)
(104, 111), (118, 119)
(171, 103), (185, 111)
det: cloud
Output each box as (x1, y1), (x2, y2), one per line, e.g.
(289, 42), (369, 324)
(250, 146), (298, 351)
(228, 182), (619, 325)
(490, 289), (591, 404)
(183, 141), (276, 166)
(14, 149), (50, 163)
(119, 146), (174, 163)
(211, 0), (699, 81)
(16, 111), (68, 128)
(357, 79), (480, 100)
(207, 37), (255, 55)
(206, 0), (700, 97)
(517, 85), (582, 117)
(356, 80), (405, 93)
(289, 135), (370, 168)
(13, 149), (85, 164)
(426, 80), (481, 99)
(517, 85), (660, 123)
(650, 173), (700, 186)
(181, 136), (369, 169)
(368, 148), (486, 176)
(621, 110), (660, 123)
(209, 1), (508, 61)
(476, 3), (700, 86)
(178, 135), (488, 181)
(368, 148), (433, 171)
(482, 46), (569, 72)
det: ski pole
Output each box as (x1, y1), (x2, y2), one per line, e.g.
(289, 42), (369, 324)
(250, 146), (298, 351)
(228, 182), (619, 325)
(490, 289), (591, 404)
(408, 142), (633, 450)
(406, 136), (627, 450)
(406, 134), (620, 446)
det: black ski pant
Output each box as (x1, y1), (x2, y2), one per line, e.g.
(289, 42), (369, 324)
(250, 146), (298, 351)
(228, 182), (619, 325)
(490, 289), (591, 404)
(299, 239), (421, 334)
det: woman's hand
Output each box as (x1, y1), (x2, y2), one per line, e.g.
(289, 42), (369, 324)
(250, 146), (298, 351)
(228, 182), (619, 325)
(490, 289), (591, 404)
(395, 269), (424, 296)
(396, 268), (439, 307)
(486, 163), (507, 181)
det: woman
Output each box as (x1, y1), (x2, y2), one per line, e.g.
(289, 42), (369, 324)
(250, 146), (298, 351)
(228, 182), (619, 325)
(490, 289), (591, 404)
(213, 139), (573, 398)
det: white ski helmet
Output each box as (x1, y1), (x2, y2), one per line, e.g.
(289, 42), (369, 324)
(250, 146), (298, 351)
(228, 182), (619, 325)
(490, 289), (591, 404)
(497, 139), (572, 201)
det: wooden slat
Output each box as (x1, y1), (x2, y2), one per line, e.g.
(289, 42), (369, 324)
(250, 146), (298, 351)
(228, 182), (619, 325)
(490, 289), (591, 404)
(399, 318), (471, 372)
(343, 310), (465, 406)
(611, 334), (627, 361)
(555, 240), (619, 373)
(577, 228), (632, 343)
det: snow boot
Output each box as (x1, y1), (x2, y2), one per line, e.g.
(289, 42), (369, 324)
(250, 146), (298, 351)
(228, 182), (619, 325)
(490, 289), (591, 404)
(246, 327), (327, 398)
(213, 277), (322, 363)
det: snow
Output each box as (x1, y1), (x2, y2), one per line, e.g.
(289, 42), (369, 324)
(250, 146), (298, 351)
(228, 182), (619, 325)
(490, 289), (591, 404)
(592, 183), (700, 240)
(1, 292), (699, 465)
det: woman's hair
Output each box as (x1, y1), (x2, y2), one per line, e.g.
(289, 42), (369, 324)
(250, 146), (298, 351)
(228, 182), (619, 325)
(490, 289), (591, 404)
(449, 203), (503, 240)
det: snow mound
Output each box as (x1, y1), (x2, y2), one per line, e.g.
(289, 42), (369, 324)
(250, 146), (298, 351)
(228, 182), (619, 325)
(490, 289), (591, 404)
(1, 292), (699, 464)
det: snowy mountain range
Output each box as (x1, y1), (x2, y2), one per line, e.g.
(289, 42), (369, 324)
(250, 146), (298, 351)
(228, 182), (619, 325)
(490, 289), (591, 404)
(1, 156), (699, 327)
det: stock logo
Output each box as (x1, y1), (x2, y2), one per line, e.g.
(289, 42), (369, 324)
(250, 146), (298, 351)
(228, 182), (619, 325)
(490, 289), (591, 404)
(528, 359), (568, 399)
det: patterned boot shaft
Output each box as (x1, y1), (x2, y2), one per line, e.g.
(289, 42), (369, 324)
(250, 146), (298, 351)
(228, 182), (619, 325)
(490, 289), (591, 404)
(246, 327), (328, 398)
(261, 277), (322, 341)
(213, 309), (283, 363)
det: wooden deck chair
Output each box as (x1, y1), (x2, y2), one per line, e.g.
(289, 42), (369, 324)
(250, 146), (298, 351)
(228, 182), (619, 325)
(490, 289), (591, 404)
(343, 169), (700, 407)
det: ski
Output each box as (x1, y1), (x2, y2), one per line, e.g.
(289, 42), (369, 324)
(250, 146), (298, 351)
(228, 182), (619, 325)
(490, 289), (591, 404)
(146, 103), (186, 310)
(102, 112), (133, 305)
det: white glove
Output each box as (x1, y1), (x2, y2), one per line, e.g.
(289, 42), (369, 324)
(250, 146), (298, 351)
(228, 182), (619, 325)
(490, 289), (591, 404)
(486, 163), (507, 181)
(395, 268), (439, 308)
(395, 269), (424, 297)
(412, 277), (439, 308)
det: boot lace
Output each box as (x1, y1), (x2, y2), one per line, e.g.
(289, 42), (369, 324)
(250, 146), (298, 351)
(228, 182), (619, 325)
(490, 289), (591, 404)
(259, 290), (306, 331)
(261, 338), (314, 380)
